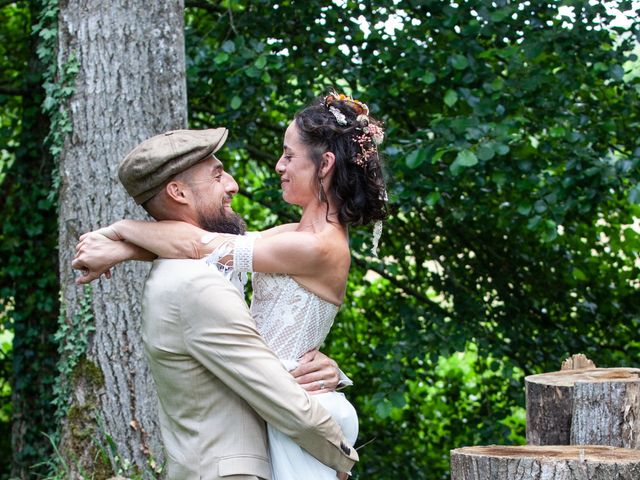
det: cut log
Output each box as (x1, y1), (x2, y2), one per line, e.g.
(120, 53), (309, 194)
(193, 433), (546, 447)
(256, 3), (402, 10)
(525, 368), (640, 447)
(450, 445), (640, 480)
(571, 375), (640, 448)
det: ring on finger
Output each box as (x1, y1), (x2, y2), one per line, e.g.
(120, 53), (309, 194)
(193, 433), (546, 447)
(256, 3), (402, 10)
(318, 379), (325, 390)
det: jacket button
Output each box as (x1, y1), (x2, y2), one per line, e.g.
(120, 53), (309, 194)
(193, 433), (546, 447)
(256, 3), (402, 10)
(340, 442), (351, 455)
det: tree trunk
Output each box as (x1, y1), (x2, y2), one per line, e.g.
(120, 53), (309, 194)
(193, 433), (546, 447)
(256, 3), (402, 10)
(525, 368), (640, 447)
(450, 445), (640, 480)
(56, 1), (186, 477)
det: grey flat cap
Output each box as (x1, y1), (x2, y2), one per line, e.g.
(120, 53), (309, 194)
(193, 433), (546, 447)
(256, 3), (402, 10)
(118, 128), (229, 204)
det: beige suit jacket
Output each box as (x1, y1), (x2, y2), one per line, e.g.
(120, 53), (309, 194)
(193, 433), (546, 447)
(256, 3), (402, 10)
(142, 259), (358, 479)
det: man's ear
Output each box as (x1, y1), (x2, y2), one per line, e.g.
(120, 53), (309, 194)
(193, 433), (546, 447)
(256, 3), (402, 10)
(320, 151), (336, 178)
(164, 180), (189, 205)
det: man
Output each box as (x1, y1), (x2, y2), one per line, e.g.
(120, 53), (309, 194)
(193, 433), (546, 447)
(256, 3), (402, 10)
(73, 129), (357, 479)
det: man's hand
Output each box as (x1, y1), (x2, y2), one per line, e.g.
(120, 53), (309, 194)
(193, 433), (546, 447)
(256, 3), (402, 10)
(72, 229), (129, 284)
(291, 349), (340, 395)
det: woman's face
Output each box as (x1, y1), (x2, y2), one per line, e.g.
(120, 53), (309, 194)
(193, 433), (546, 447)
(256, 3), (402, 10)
(275, 121), (318, 206)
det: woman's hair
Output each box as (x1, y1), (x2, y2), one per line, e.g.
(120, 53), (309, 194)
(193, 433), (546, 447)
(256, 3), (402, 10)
(294, 92), (388, 227)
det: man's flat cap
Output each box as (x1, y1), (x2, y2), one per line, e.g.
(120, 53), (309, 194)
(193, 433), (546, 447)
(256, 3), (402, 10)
(118, 128), (228, 204)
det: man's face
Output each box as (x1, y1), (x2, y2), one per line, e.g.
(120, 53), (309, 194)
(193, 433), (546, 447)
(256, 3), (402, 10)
(184, 156), (246, 234)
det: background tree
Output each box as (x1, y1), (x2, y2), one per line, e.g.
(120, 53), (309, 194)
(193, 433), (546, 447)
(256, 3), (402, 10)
(53, 1), (186, 476)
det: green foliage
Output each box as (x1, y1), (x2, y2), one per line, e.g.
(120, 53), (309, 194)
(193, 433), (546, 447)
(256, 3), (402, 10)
(0, 300), (13, 471)
(52, 287), (95, 424)
(38, 424), (164, 480)
(185, 1), (640, 478)
(0, 0), (65, 476)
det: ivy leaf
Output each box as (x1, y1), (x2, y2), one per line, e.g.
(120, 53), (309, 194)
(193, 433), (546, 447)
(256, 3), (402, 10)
(230, 96), (242, 109)
(254, 56), (267, 69)
(214, 52), (229, 64)
(406, 148), (428, 169)
(444, 89), (458, 107)
(221, 40), (236, 53)
(628, 185), (640, 204)
(572, 268), (587, 281)
(477, 144), (495, 161)
(375, 400), (392, 419)
(610, 64), (624, 81)
(450, 149), (478, 175)
(422, 71), (436, 84)
(495, 143), (510, 155)
(426, 191), (441, 206)
(450, 54), (469, 70)
(541, 220), (558, 242)
(490, 8), (511, 23)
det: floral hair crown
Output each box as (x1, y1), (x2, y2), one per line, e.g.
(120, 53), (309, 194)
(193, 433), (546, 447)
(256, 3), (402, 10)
(323, 92), (384, 167)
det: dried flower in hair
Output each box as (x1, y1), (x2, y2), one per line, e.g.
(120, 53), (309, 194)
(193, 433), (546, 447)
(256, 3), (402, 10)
(368, 124), (385, 145)
(324, 91), (369, 116)
(356, 114), (369, 127)
(328, 106), (347, 125)
(353, 132), (378, 167)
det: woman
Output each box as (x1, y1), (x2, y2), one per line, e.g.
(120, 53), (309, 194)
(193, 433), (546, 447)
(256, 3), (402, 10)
(76, 92), (388, 479)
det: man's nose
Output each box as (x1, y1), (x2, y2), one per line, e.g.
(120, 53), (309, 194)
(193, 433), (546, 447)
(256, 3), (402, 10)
(222, 172), (239, 194)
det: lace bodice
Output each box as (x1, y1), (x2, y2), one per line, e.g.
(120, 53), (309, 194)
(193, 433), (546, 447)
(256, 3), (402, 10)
(250, 272), (339, 361)
(203, 232), (340, 361)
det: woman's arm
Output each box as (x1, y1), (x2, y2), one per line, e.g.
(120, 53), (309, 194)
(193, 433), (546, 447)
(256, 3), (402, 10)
(110, 219), (330, 275)
(110, 219), (210, 259)
(259, 222), (299, 238)
(250, 231), (329, 275)
(109, 219), (332, 277)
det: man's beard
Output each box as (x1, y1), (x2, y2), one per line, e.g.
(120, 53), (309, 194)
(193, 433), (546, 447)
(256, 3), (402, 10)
(197, 205), (247, 235)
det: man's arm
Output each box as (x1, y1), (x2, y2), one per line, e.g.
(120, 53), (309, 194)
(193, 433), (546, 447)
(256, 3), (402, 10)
(181, 269), (358, 473)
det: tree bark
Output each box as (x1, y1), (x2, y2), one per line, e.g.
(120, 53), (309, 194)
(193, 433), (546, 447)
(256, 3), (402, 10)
(450, 445), (640, 480)
(571, 374), (640, 448)
(57, 1), (186, 476)
(525, 368), (640, 447)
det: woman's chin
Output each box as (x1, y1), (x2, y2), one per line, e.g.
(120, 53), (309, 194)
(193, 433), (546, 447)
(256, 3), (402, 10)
(281, 193), (301, 207)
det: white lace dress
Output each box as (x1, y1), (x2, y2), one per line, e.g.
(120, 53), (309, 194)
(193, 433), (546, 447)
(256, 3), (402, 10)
(204, 233), (358, 480)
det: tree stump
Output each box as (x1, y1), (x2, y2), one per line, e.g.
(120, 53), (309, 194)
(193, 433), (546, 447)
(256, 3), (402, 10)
(571, 373), (640, 448)
(525, 368), (640, 447)
(450, 445), (640, 480)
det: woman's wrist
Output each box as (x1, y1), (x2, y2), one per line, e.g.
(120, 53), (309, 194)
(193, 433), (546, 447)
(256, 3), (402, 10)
(109, 219), (131, 241)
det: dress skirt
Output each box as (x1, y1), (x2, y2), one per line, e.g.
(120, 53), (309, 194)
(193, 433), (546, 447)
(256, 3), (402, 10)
(267, 391), (359, 480)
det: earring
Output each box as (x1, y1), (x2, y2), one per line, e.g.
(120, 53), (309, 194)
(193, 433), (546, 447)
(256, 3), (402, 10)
(318, 177), (326, 203)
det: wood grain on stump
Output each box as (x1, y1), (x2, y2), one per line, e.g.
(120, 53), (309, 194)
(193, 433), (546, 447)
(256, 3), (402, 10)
(525, 368), (640, 447)
(450, 445), (640, 480)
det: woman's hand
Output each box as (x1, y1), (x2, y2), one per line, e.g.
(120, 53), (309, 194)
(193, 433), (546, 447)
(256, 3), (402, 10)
(291, 349), (341, 395)
(72, 227), (155, 284)
(72, 231), (127, 283)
